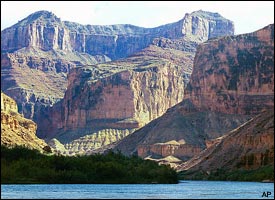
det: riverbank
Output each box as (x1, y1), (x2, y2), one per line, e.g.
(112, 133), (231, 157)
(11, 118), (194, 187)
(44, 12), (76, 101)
(178, 165), (274, 182)
(1, 145), (178, 184)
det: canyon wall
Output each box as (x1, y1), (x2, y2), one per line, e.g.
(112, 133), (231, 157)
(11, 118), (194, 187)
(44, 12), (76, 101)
(138, 141), (203, 161)
(187, 24), (274, 114)
(1, 10), (234, 129)
(1, 92), (48, 152)
(1, 10), (234, 59)
(1, 9), (235, 154)
(177, 108), (274, 173)
(40, 48), (188, 154)
(114, 24), (274, 159)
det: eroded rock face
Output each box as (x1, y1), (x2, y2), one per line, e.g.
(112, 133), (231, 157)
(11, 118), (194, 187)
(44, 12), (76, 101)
(47, 138), (67, 155)
(38, 44), (196, 154)
(114, 24), (274, 160)
(1, 91), (18, 113)
(138, 140), (203, 161)
(1, 48), (112, 121)
(180, 10), (234, 42)
(37, 40), (202, 155)
(1, 10), (235, 154)
(177, 108), (274, 173)
(1, 52), (74, 121)
(41, 49), (187, 150)
(1, 10), (234, 133)
(1, 92), (48, 152)
(1, 11), (67, 52)
(63, 129), (134, 155)
(187, 24), (274, 114)
(64, 65), (184, 129)
(114, 109), (251, 156)
(1, 10), (234, 60)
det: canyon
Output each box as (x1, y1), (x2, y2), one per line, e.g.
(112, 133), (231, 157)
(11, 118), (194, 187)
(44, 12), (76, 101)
(114, 24), (274, 168)
(42, 46), (192, 154)
(1, 9), (273, 177)
(1, 10), (234, 154)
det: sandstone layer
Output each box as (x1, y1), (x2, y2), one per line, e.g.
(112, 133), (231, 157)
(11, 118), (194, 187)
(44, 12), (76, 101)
(114, 107), (251, 157)
(114, 24), (274, 160)
(1, 10), (234, 125)
(187, 24), (274, 114)
(138, 140), (203, 162)
(1, 10), (234, 60)
(177, 108), (274, 174)
(1, 10), (234, 155)
(1, 92), (48, 152)
(41, 46), (192, 154)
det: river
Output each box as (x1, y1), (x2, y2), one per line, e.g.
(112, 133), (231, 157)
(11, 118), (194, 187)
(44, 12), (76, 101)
(1, 180), (274, 199)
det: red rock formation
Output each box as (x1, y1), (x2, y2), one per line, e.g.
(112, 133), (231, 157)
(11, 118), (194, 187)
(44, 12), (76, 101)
(42, 49), (188, 148)
(177, 108), (274, 172)
(1, 49), (111, 121)
(1, 10), (234, 60)
(1, 52), (73, 120)
(1, 10), (235, 154)
(187, 24), (274, 114)
(138, 141), (202, 161)
(1, 92), (48, 152)
(1, 10), (234, 138)
(114, 24), (274, 161)
(63, 64), (184, 130)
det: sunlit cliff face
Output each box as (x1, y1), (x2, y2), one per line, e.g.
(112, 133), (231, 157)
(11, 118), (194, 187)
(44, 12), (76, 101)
(1, 92), (48, 151)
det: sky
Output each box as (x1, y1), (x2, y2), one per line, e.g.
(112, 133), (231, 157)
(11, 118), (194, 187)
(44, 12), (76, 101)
(1, 1), (274, 35)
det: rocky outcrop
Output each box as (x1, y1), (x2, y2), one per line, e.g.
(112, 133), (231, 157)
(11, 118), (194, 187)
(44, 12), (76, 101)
(1, 10), (234, 132)
(63, 60), (185, 130)
(40, 46), (190, 152)
(114, 108), (251, 156)
(1, 91), (18, 113)
(114, 24), (274, 159)
(1, 10), (235, 155)
(1, 48), (110, 122)
(1, 92), (48, 152)
(187, 24), (274, 114)
(1, 10), (234, 60)
(145, 155), (182, 169)
(138, 140), (203, 161)
(177, 108), (274, 173)
(63, 129), (134, 155)
(1, 53), (73, 120)
(47, 138), (67, 155)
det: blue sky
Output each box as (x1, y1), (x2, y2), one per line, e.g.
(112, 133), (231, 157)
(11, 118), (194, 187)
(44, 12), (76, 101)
(1, 1), (274, 34)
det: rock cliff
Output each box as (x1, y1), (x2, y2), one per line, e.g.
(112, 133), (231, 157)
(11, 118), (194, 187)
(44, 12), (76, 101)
(1, 92), (48, 152)
(40, 46), (191, 154)
(1, 10), (234, 132)
(114, 24), (274, 159)
(1, 10), (235, 154)
(177, 108), (274, 175)
(114, 106), (251, 156)
(1, 48), (110, 122)
(1, 10), (234, 59)
(138, 140), (203, 161)
(1, 53), (73, 120)
(187, 24), (274, 114)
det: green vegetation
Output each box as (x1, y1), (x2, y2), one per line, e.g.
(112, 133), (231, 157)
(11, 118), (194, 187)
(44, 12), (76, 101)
(1, 145), (178, 184)
(178, 165), (274, 182)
